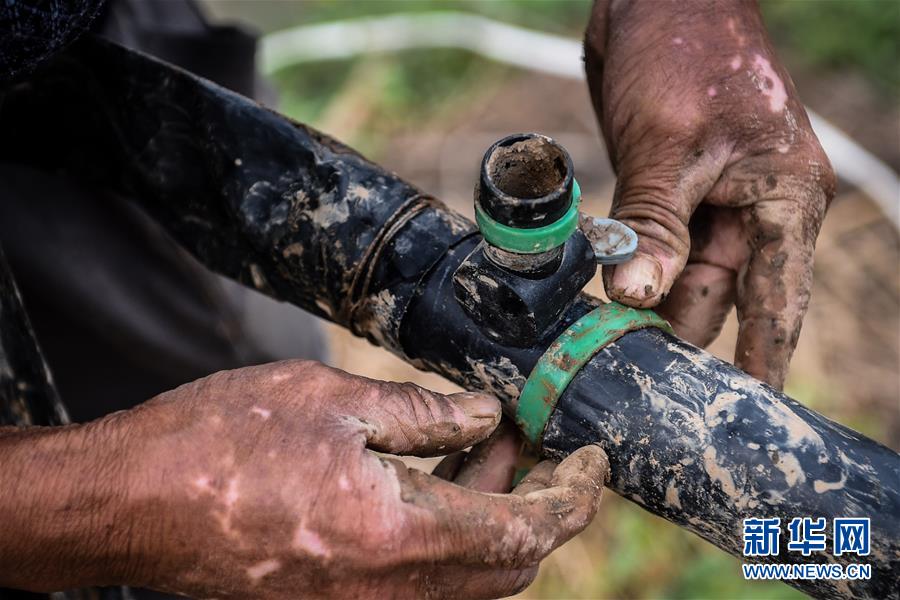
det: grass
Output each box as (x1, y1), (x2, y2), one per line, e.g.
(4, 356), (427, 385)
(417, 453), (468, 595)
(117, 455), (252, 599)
(272, 47), (510, 155)
(762, 0), (900, 95)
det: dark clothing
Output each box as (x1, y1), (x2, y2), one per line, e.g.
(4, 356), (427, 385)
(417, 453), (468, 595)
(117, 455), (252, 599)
(0, 0), (105, 83)
(1, 0), (324, 422)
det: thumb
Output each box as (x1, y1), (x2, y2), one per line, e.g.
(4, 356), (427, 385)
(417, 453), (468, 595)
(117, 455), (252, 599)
(603, 149), (726, 308)
(344, 379), (501, 457)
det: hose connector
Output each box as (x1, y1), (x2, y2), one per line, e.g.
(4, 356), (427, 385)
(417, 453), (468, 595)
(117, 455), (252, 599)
(453, 133), (597, 346)
(474, 133), (579, 274)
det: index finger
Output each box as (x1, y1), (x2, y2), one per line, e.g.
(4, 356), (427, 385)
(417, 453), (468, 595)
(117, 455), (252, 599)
(395, 444), (609, 569)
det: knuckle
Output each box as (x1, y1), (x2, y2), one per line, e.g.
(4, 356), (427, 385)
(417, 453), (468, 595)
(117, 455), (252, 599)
(804, 143), (837, 207)
(508, 566), (540, 596)
(497, 512), (547, 567)
(771, 142), (834, 214)
(285, 358), (329, 379)
(572, 493), (602, 531)
(780, 138), (835, 210)
(480, 568), (539, 600)
(258, 358), (332, 388)
(176, 368), (243, 406)
(416, 571), (447, 600)
(613, 192), (691, 252)
(380, 381), (451, 428)
(345, 519), (414, 568)
(302, 361), (351, 392)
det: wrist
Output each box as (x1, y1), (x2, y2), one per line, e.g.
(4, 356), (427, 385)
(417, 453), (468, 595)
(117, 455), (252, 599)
(588, 0), (765, 53)
(0, 413), (152, 590)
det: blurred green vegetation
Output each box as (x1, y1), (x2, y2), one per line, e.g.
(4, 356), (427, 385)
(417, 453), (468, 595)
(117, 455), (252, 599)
(761, 0), (900, 95)
(259, 0), (585, 146)
(525, 492), (806, 599)
(235, 0), (900, 151)
(231, 0), (590, 36)
(272, 48), (507, 155)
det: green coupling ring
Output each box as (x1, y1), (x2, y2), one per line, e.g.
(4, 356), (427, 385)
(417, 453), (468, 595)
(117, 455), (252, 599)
(515, 302), (674, 448)
(475, 179), (581, 254)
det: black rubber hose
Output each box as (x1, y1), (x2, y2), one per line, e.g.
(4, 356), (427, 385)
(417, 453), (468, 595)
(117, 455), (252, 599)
(545, 328), (900, 600)
(402, 236), (899, 600)
(1, 38), (897, 599)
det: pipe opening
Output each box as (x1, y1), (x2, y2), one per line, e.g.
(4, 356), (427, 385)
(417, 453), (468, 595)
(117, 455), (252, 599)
(478, 133), (573, 229)
(486, 135), (568, 199)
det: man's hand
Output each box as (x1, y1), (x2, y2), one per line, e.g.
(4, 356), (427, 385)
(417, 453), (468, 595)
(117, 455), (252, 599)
(585, 0), (835, 388)
(0, 360), (608, 599)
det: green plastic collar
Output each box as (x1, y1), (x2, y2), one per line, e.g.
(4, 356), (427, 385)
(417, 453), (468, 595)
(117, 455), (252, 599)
(515, 302), (674, 447)
(475, 179), (581, 254)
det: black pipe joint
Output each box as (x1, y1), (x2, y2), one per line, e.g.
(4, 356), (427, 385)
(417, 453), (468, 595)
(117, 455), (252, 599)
(453, 133), (596, 347)
(452, 235), (595, 347)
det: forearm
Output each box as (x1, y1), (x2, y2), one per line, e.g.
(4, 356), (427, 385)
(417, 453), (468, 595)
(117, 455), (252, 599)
(0, 417), (146, 591)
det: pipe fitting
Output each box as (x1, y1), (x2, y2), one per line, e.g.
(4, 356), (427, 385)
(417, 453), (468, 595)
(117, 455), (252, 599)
(475, 133), (579, 273)
(453, 133), (596, 347)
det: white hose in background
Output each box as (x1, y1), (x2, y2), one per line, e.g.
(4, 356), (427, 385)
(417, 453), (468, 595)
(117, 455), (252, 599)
(260, 12), (586, 79)
(806, 112), (900, 227)
(260, 12), (900, 229)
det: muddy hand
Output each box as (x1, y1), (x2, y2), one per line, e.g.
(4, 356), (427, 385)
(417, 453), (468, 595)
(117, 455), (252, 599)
(129, 362), (610, 599)
(0, 360), (608, 599)
(585, 0), (835, 388)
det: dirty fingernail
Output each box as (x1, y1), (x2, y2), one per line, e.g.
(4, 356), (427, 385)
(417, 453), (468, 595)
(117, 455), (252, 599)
(452, 392), (501, 419)
(610, 254), (663, 304)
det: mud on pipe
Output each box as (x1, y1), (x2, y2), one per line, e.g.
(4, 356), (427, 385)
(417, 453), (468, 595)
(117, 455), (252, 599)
(0, 38), (897, 599)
